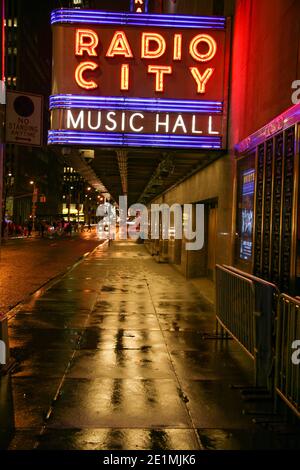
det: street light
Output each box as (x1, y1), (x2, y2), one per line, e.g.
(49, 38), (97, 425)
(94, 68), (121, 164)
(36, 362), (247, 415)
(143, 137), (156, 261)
(29, 180), (38, 232)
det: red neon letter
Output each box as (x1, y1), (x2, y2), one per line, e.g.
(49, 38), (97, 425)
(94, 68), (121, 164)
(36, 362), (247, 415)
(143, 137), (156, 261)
(141, 33), (166, 59)
(190, 67), (214, 93)
(75, 29), (98, 56)
(121, 64), (129, 91)
(106, 31), (133, 58)
(148, 65), (172, 92)
(75, 62), (98, 89)
(135, 0), (144, 12)
(173, 34), (182, 61)
(190, 34), (217, 62)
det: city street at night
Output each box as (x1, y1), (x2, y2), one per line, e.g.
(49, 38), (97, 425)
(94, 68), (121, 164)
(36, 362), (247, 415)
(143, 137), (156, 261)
(1, 0), (300, 462)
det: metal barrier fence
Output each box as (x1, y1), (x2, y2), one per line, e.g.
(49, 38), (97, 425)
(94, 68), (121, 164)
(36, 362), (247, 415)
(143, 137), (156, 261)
(216, 265), (255, 357)
(216, 265), (279, 389)
(275, 294), (300, 418)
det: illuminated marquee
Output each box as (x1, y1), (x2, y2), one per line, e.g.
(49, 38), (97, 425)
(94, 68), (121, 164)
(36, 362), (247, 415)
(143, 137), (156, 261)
(48, 9), (229, 149)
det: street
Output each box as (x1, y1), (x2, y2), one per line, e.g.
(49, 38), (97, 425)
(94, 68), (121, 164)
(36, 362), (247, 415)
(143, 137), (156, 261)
(0, 231), (101, 314)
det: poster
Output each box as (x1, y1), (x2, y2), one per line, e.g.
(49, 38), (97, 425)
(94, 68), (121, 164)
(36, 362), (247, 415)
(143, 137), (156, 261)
(240, 168), (255, 260)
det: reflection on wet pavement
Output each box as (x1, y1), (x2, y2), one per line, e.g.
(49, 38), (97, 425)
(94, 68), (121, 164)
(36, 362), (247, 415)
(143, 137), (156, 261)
(1, 240), (300, 450)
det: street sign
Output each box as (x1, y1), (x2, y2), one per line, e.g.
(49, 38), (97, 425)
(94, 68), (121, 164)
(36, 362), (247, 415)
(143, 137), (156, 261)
(6, 91), (43, 146)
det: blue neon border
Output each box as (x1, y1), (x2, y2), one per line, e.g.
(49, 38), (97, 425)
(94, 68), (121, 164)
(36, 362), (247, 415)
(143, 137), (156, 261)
(51, 9), (226, 30)
(50, 95), (223, 114)
(48, 130), (222, 149)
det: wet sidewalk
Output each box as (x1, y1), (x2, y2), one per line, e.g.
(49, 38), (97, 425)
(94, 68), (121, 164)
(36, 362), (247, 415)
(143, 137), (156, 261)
(2, 241), (300, 450)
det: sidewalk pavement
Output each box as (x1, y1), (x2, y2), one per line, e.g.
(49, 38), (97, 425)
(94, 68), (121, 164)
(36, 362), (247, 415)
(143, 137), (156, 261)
(1, 240), (300, 450)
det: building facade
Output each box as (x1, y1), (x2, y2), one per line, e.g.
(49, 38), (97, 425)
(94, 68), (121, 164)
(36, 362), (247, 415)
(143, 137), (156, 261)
(230, 0), (300, 295)
(146, 0), (300, 297)
(3, 0), (63, 226)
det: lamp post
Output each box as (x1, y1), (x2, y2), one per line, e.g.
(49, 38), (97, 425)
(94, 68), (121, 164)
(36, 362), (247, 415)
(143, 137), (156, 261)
(29, 180), (38, 232)
(67, 187), (73, 222)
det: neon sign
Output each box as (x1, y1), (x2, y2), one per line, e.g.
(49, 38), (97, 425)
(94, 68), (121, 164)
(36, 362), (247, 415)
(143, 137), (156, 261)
(130, 0), (149, 14)
(73, 30), (218, 92)
(49, 9), (229, 149)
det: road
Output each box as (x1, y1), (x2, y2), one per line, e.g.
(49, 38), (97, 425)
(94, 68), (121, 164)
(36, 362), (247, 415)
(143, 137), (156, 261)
(0, 231), (101, 314)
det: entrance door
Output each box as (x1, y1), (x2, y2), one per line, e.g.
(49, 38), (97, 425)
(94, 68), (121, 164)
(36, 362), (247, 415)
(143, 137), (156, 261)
(207, 202), (218, 279)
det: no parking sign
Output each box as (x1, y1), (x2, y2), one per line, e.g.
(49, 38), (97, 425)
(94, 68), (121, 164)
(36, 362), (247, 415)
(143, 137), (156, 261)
(5, 90), (43, 146)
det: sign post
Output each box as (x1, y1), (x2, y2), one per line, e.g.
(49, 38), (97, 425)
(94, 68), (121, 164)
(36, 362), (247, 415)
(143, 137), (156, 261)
(32, 184), (38, 232)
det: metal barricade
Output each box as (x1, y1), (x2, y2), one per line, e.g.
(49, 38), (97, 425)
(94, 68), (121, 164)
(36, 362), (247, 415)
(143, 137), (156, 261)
(216, 265), (279, 389)
(275, 294), (300, 418)
(216, 265), (256, 357)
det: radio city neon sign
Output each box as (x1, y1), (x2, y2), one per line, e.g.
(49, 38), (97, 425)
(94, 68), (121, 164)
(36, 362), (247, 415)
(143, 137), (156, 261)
(65, 109), (220, 135)
(75, 29), (216, 94)
(49, 10), (228, 149)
